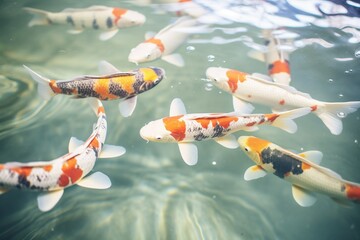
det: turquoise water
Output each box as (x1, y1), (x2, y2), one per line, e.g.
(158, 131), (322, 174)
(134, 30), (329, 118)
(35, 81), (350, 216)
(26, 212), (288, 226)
(1, 0), (360, 239)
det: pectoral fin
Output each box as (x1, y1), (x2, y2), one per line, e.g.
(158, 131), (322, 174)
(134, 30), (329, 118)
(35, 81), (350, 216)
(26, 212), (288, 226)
(291, 185), (317, 207)
(119, 96), (137, 117)
(161, 53), (184, 67)
(76, 172), (111, 189)
(214, 134), (239, 149)
(99, 144), (126, 158)
(0, 187), (10, 195)
(298, 150), (323, 164)
(37, 189), (64, 212)
(232, 96), (254, 114)
(99, 29), (119, 41)
(178, 143), (198, 166)
(244, 165), (267, 181)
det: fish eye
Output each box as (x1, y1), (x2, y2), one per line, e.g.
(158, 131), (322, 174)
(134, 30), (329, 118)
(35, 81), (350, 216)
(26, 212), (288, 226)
(156, 136), (162, 140)
(244, 147), (249, 152)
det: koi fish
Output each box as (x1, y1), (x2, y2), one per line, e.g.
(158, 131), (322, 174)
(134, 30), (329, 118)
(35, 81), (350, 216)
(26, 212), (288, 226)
(206, 67), (360, 135)
(23, 61), (165, 117)
(23, 5), (146, 41)
(0, 99), (126, 211)
(238, 136), (360, 207)
(128, 16), (198, 67)
(247, 29), (293, 85)
(140, 98), (310, 165)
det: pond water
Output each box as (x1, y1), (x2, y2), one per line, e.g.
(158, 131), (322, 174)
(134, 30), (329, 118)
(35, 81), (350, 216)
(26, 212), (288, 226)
(0, 0), (360, 239)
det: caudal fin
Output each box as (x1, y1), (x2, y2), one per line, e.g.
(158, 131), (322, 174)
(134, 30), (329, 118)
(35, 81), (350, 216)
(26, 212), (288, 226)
(23, 7), (51, 27)
(316, 101), (360, 135)
(272, 107), (311, 133)
(23, 65), (55, 100)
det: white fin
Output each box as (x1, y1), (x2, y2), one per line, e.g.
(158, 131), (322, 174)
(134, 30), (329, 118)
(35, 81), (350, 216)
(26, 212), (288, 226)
(0, 187), (9, 195)
(232, 96), (254, 114)
(68, 137), (84, 152)
(214, 134), (239, 149)
(243, 126), (259, 132)
(272, 107), (311, 133)
(161, 53), (184, 67)
(170, 98), (187, 116)
(37, 189), (64, 212)
(292, 185), (317, 207)
(88, 98), (103, 115)
(98, 60), (119, 75)
(23, 7), (50, 27)
(244, 165), (267, 181)
(145, 31), (156, 40)
(178, 143), (198, 165)
(76, 172), (111, 189)
(316, 101), (360, 135)
(247, 50), (265, 62)
(298, 150), (323, 164)
(99, 144), (126, 158)
(67, 29), (84, 34)
(119, 96), (137, 117)
(99, 29), (119, 41)
(23, 65), (54, 100)
(251, 73), (273, 82)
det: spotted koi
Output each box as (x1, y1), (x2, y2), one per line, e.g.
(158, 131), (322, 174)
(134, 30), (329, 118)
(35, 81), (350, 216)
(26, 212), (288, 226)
(238, 136), (360, 207)
(0, 99), (126, 212)
(24, 61), (165, 117)
(23, 5), (146, 41)
(140, 98), (310, 165)
(206, 67), (360, 135)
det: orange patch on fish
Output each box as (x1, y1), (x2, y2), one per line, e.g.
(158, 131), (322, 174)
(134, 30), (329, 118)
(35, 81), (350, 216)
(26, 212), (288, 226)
(112, 75), (136, 95)
(226, 69), (247, 93)
(112, 8), (127, 24)
(265, 113), (279, 123)
(346, 184), (360, 200)
(163, 115), (186, 141)
(269, 60), (290, 75)
(279, 99), (285, 105)
(140, 68), (158, 82)
(90, 137), (100, 149)
(246, 137), (271, 154)
(60, 157), (83, 186)
(145, 38), (165, 53)
(195, 116), (237, 129)
(50, 80), (62, 94)
(311, 105), (318, 112)
(301, 162), (311, 170)
(0, 164), (4, 170)
(43, 165), (53, 172)
(12, 167), (32, 177)
(94, 78), (117, 100)
(98, 106), (105, 114)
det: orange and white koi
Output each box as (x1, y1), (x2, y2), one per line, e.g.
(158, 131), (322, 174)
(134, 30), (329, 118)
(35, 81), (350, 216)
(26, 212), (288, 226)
(206, 67), (360, 135)
(128, 16), (198, 67)
(0, 99), (125, 211)
(140, 98), (310, 165)
(23, 5), (146, 41)
(238, 136), (360, 207)
(24, 61), (165, 117)
(247, 29), (293, 85)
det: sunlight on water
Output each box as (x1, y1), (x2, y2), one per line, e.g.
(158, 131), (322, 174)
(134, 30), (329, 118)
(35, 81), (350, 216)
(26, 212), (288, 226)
(0, 0), (360, 239)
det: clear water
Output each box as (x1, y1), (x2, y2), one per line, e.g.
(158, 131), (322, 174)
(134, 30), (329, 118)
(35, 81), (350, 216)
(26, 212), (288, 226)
(1, 0), (360, 239)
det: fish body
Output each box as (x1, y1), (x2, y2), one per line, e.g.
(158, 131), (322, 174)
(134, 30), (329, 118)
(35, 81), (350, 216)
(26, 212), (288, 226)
(238, 136), (360, 207)
(24, 61), (165, 117)
(140, 98), (309, 165)
(128, 16), (198, 67)
(23, 6), (146, 40)
(0, 99), (126, 211)
(206, 67), (360, 135)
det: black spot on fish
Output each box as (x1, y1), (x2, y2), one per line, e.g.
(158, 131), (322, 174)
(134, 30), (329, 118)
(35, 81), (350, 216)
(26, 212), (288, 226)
(106, 17), (113, 28)
(261, 147), (303, 178)
(66, 16), (75, 26)
(264, 40), (270, 46)
(37, 176), (42, 182)
(17, 175), (31, 189)
(211, 124), (226, 138)
(194, 132), (208, 141)
(268, 63), (274, 70)
(92, 18), (99, 29)
(109, 83), (129, 98)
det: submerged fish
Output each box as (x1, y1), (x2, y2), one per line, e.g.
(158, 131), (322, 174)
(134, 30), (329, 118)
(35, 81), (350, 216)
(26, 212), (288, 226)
(206, 67), (360, 135)
(128, 16), (198, 67)
(238, 136), (360, 207)
(24, 61), (165, 117)
(23, 5), (146, 41)
(0, 99), (126, 211)
(140, 98), (310, 165)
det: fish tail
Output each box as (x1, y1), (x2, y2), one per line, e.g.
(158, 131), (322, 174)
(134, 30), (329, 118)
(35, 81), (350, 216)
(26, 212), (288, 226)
(88, 98), (105, 117)
(23, 65), (55, 100)
(23, 7), (51, 27)
(271, 107), (311, 133)
(316, 101), (360, 135)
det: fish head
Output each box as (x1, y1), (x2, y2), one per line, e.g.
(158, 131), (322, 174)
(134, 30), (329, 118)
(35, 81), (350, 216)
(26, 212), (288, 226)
(238, 136), (271, 165)
(139, 67), (165, 84)
(140, 119), (178, 143)
(128, 42), (162, 64)
(118, 10), (146, 27)
(206, 67), (232, 92)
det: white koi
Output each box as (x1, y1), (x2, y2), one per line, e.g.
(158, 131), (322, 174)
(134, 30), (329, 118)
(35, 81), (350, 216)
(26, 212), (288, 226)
(0, 99), (126, 211)
(128, 16), (198, 67)
(140, 98), (310, 165)
(23, 5), (146, 41)
(238, 136), (360, 207)
(206, 67), (360, 135)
